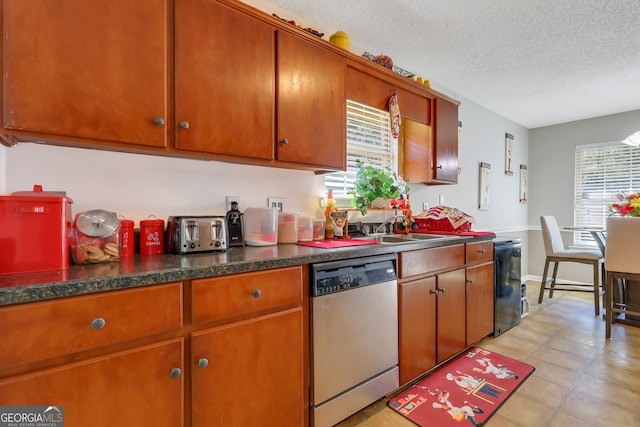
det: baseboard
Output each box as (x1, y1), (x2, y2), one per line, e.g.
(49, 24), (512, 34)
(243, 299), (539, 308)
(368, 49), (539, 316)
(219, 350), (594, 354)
(523, 274), (592, 286)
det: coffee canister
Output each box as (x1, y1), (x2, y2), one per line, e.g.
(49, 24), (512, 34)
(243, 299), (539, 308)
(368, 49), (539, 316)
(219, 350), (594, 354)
(140, 217), (165, 254)
(119, 218), (135, 257)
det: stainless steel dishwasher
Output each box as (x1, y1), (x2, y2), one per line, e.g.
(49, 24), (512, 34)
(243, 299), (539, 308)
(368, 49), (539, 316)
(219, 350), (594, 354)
(310, 254), (399, 427)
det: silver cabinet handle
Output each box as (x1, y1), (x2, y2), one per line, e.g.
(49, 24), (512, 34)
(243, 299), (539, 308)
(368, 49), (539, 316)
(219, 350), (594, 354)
(281, 137), (289, 145)
(429, 289), (439, 296)
(198, 358), (209, 369)
(439, 288), (447, 293)
(170, 368), (182, 379)
(154, 117), (165, 126)
(91, 318), (106, 330)
(252, 289), (262, 298)
(466, 279), (474, 284)
(437, 165), (443, 169)
(479, 249), (486, 254)
(180, 121), (190, 129)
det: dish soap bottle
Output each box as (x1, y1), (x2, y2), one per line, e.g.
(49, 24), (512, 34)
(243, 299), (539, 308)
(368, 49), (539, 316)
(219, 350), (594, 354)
(324, 190), (336, 239)
(226, 201), (245, 247)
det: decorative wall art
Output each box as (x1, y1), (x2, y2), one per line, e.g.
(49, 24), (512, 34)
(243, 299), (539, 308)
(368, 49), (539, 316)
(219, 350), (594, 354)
(519, 165), (528, 202)
(505, 133), (514, 175)
(479, 162), (491, 210)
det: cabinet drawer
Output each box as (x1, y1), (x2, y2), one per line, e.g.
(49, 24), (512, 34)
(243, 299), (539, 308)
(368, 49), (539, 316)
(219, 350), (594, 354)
(0, 283), (183, 369)
(399, 245), (464, 278)
(466, 241), (494, 264)
(192, 266), (303, 323)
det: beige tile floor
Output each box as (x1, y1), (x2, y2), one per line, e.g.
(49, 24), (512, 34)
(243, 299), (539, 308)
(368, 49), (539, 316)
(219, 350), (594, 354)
(336, 280), (640, 427)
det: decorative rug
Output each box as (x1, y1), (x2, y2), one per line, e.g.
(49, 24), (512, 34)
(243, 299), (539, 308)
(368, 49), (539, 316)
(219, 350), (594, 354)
(388, 347), (535, 426)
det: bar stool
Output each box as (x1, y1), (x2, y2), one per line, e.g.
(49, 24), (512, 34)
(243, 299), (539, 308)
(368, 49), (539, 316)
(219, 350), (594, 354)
(538, 216), (604, 316)
(605, 217), (640, 338)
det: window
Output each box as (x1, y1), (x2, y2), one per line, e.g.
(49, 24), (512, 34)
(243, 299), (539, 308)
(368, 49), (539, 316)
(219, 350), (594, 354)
(573, 141), (640, 246)
(324, 100), (396, 207)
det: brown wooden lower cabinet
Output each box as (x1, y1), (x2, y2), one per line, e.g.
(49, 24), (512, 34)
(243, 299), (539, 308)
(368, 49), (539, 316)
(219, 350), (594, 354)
(398, 269), (466, 386)
(398, 276), (436, 385)
(435, 268), (466, 362)
(466, 262), (495, 344)
(398, 242), (494, 386)
(0, 339), (184, 427)
(191, 308), (305, 426)
(0, 265), (308, 427)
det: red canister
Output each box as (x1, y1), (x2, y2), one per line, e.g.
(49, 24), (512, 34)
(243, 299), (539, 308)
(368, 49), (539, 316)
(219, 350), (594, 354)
(0, 184), (73, 274)
(119, 219), (135, 257)
(140, 217), (164, 255)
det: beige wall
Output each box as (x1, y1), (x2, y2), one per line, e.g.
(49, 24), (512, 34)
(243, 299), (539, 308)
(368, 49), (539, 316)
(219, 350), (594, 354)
(528, 109), (640, 283)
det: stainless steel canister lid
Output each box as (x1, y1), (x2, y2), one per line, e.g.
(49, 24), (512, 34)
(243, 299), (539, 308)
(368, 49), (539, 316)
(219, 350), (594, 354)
(74, 210), (120, 237)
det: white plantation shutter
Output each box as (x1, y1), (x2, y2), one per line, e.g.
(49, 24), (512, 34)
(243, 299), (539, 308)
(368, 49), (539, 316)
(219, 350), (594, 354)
(574, 141), (640, 245)
(325, 100), (396, 204)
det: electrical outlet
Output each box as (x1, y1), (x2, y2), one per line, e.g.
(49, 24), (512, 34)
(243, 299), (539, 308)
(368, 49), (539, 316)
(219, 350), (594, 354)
(226, 196), (240, 212)
(422, 202), (429, 211)
(268, 197), (285, 213)
(439, 194), (445, 205)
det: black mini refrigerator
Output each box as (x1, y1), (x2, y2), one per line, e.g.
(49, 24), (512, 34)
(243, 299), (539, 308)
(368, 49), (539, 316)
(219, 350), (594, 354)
(493, 237), (522, 336)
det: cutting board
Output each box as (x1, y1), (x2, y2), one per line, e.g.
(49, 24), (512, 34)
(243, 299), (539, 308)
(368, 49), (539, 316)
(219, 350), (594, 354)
(296, 239), (379, 249)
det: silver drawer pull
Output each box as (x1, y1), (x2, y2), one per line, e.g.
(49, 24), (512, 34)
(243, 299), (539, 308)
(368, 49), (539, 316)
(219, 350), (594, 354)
(170, 367), (182, 379)
(479, 249), (486, 254)
(252, 289), (262, 298)
(198, 358), (209, 369)
(91, 317), (106, 330)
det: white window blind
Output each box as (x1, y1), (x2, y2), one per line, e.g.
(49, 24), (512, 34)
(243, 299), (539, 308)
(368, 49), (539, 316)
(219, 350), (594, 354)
(574, 141), (640, 245)
(325, 100), (396, 205)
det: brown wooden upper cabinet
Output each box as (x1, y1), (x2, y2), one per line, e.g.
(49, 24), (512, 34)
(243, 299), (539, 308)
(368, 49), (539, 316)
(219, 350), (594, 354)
(174, 0), (346, 170)
(174, 0), (275, 160)
(2, 0), (168, 148)
(276, 31), (346, 170)
(432, 97), (460, 183)
(400, 97), (459, 185)
(345, 65), (430, 124)
(2, 0), (456, 175)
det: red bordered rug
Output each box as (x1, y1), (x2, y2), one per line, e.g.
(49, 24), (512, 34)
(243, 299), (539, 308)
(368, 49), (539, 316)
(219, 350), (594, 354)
(388, 347), (535, 426)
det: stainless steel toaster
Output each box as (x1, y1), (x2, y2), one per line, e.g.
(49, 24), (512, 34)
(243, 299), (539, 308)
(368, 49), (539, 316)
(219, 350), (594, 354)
(165, 216), (228, 254)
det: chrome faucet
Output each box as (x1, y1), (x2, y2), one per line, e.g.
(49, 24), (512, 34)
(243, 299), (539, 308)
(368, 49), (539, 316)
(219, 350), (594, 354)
(374, 215), (407, 234)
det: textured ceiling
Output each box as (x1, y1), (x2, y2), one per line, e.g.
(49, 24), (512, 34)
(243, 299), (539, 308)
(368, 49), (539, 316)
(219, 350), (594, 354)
(264, 0), (640, 129)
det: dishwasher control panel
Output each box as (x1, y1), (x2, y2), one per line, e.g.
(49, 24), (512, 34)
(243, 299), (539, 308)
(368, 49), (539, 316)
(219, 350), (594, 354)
(311, 254), (397, 297)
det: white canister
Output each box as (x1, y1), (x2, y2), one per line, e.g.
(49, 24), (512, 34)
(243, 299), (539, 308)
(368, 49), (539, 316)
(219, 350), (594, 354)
(298, 216), (314, 242)
(278, 212), (299, 244)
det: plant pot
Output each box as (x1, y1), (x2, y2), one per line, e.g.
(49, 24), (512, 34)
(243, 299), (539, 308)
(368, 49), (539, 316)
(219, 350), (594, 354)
(369, 197), (390, 209)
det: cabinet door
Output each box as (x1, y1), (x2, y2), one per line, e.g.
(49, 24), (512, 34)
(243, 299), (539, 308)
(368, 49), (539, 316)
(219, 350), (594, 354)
(433, 97), (459, 182)
(436, 268), (466, 363)
(398, 277), (436, 385)
(277, 31), (346, 170)
(466, 262), (495, 345)
(3, 0), (168, 147)
(0, 339), (184, 427)
(174, 0), (274, 159)
(191, 308), (305, 427)
(400, 118), (433, 183)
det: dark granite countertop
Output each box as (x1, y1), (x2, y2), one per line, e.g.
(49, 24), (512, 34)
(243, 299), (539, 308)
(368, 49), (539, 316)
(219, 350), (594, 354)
(0, 235), (494, 306)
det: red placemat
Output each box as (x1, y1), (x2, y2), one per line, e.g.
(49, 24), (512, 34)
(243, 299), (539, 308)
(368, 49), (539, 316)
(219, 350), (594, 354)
(296, 239), (379, 249)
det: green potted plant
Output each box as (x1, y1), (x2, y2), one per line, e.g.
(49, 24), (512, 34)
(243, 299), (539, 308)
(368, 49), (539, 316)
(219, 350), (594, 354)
(349, 159), (408, 215)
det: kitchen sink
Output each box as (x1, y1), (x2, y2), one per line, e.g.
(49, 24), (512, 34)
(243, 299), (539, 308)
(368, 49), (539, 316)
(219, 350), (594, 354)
(354, 233), (461, 245)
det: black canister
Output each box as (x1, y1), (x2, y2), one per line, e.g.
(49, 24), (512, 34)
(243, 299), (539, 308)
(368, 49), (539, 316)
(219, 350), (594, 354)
(226, 201), (245, 247)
